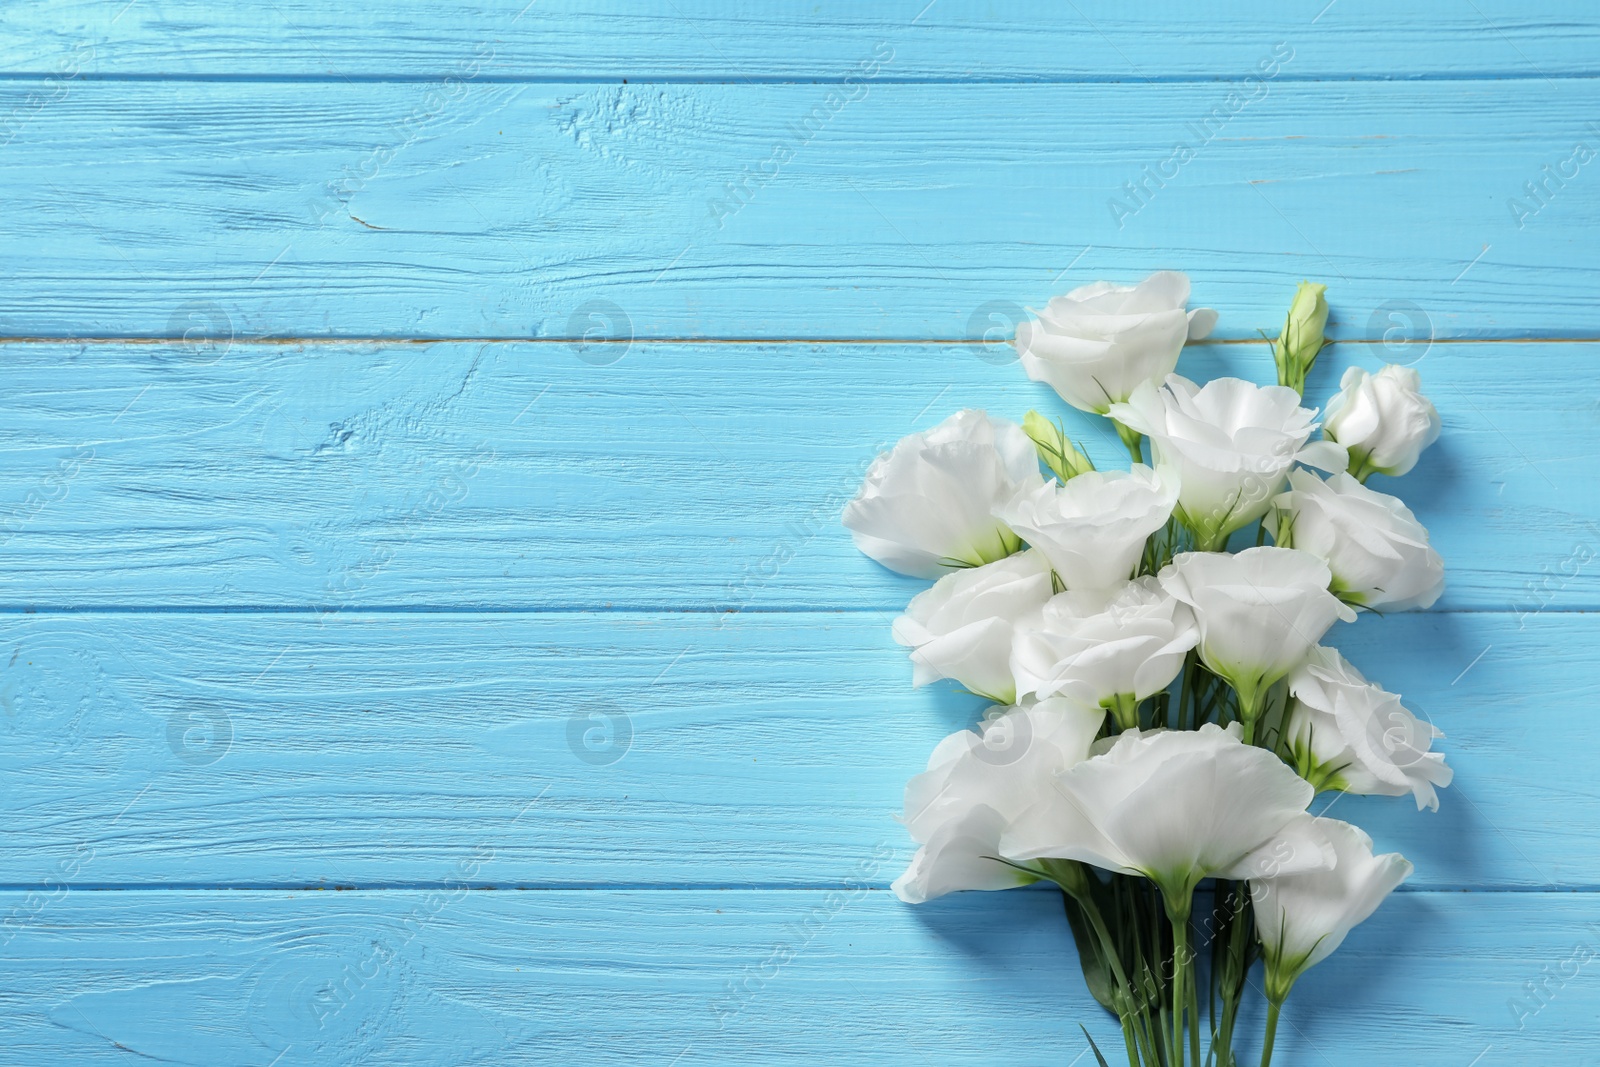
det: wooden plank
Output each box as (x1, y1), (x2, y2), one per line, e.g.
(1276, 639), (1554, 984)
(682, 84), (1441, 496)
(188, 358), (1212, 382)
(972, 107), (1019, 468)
(0, 340), (1587, 611)
(0, 886), (1592, 1065)
(0, 608), (1586, 889)
(0, 79), (1597, 340)
(7, 0), (1600, 80)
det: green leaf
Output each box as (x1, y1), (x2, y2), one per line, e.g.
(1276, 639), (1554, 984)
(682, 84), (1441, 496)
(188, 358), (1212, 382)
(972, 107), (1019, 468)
(1022, 410), (1094, 481)
(1079, 1025), (1114, 1067)
(1061, 889), (1119, 1014)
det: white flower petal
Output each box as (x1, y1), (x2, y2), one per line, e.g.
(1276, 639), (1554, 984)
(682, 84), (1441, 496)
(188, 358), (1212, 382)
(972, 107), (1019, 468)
(1250, 817), (1412, 980)
(1010, 575), (1197, 706)
(1109, 376), (1341, 548)
(1271, 469), (1445, 611)
(1017, 272), (1206, 414)
(1159, 547), (1355, 704)
(1286, 646), (1453, 810)
(1186, 307), (1219, 341)
(892, 806), (1035, 903)
(1322, 365), (1440, 477)
(844, 410), (1035, 577)
(995, 466), (1177, 593)
(894, 699), (1104, 902)
(1000, 724), (1317, 900)
(893, 551), (1055, 703)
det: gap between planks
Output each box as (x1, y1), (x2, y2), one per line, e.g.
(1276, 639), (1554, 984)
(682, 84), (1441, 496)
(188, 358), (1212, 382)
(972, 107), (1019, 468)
(1, 73), (1600, 86)
(0, 883), (1588, 894)
(0, 606), (1582, 616)
(0, 337), (1597, 346)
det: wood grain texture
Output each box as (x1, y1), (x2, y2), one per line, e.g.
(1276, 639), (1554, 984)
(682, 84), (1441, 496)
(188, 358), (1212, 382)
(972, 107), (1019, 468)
(0, 609), (1583, 889)
(7, 0), (1600, 80)
(0, 3), (1588, 1062)
(0, 78), (1597, 339)
(1, 888), (1594, 1066)
(0, 340), (1586, 610)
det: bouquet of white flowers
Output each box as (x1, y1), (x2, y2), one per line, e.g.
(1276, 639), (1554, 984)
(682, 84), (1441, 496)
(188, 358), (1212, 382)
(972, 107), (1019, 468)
(843, 274), (1449, 1066)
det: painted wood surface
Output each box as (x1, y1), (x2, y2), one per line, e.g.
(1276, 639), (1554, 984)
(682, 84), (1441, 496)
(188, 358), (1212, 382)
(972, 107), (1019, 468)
(7, 0), (1600, 80)
(0, 609), (1583, 890)
(0, 341), (1588, 611)
(0, 78), (1597, 340)
(2, 889), (1595, 1067)
(0, 2), (1592, 1063)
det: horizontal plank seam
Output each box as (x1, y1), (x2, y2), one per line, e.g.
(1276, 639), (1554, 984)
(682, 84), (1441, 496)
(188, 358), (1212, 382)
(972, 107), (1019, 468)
(0, 337), (1597, 347)
(0, 883), (1577, 893)
(0, 606), (1575, 616)
(1, 73), (1600, 85)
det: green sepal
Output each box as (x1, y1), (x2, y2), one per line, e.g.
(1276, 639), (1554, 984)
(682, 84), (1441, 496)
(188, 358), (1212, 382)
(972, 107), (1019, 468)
(1022, 410), (1095, 481)
(1281, 718), (1353, 794)
(1271, 281), (1330, 396)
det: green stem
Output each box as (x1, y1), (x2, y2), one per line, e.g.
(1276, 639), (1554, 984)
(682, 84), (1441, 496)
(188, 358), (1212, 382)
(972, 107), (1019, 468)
(1213, 882), (1254, 1066)
(1167, 897), (1193, 1067)
(1236, 683), (1264, 747)
(1259, 1001), (1282, 1067)
(1060, 869), (1147, 1066)
(1179, 655), (1200, 731)
(1114, 419), (1145, 465)
(1118, 1015), (1141, 1067)
(1188, 938), (1202, 1067)
(1105, 692), (1141, 732)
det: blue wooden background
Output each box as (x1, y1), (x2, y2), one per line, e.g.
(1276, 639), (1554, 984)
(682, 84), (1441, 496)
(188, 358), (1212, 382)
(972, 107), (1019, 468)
(1, 2), (1596, 1064)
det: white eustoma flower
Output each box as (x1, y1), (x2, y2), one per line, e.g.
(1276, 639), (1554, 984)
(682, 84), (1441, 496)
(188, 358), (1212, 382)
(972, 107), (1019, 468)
(1322, 364), (1441, 480)
(994, 465), (1178, 592)
(892, 699), (1105, 903)
(1010, 577), (1198, 726)
(1159, 548), (1356, 725)
(1001, 723), (1333, 909)
(1270, 469), (1445, 611)
(1284, 647), (1453, 811)
(1251, 817), (1412, 1001)
(892, 550), (1055, 704)
(1108, 375), (1347, 550)
(843, 409), (1038, 578)
(1014, 271), (1218, 415)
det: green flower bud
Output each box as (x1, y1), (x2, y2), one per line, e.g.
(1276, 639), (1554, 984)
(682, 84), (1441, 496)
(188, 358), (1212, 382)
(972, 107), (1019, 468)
(1022, 410), (1095, 481)
(1272, 281), (1329, 396)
